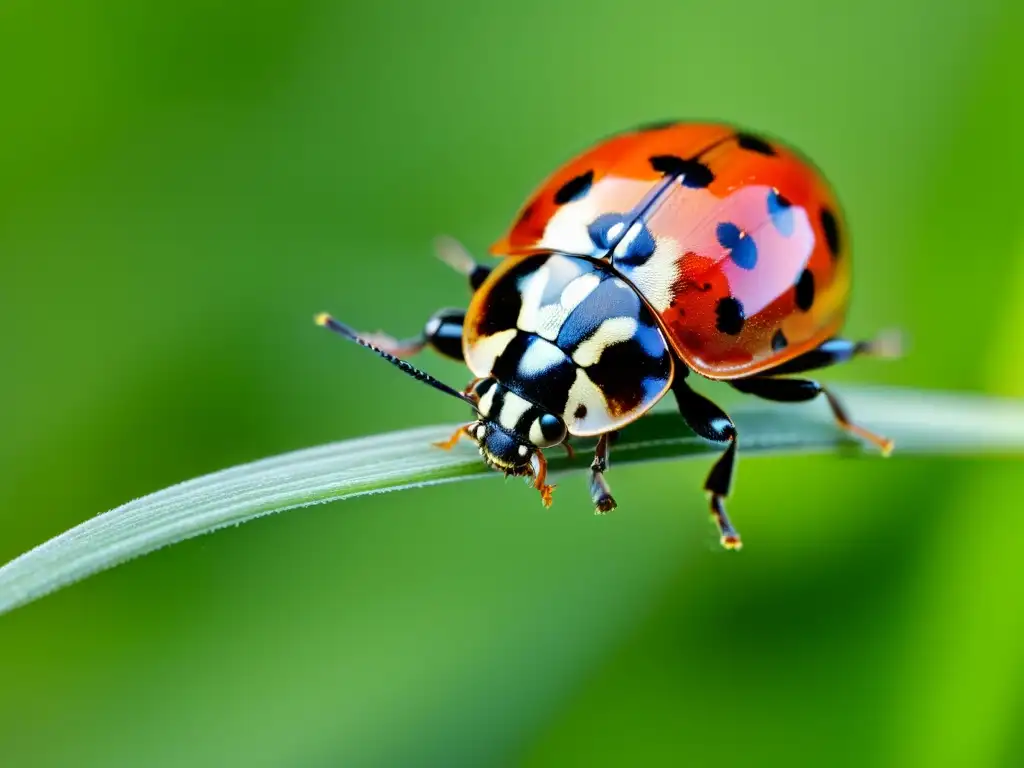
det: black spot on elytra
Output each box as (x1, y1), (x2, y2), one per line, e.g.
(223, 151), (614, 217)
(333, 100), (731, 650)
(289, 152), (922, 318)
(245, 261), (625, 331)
(699, 282), (712, 292)
(587, 213), (630, 251)
(514, 201), (536, 229)
(736, 132), (776, 156)
(771, 329), (788, 352)
(795, 268), (815, 312)
(820, 207), (840, 258)
(574, 404), (588, 419)
(649, 155), (714, 188)
(554, 170), (594, 205)
(715, 296), (745, 335)
(716, 222), (758, 270)
(614, 222), (657, 267)
(767, 188), (795, 236)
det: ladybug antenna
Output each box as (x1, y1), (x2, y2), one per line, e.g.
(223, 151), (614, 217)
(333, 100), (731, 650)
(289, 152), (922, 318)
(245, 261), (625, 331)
(315, 313), (478, 409)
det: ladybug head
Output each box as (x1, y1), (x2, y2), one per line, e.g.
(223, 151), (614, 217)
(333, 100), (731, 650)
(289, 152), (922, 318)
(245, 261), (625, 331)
(313, 315), (566, 482)
(471, 421), (535, 475)
(469, 379), (567, 476)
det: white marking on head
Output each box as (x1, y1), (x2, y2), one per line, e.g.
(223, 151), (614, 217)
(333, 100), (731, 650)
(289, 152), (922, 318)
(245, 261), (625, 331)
(497, 391), (533, 431)
(528, 417), (548, 446)
(477, 384), (498, 417)
(517, 444), (529, 457)
(468, 328), (517, 374)
(475, 423), (487, 440)
(571, 316), (639, 367)
(518, 338), (565, 377)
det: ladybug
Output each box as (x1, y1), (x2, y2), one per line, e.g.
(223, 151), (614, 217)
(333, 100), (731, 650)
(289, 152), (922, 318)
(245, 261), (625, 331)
(316, 121), (899, 549)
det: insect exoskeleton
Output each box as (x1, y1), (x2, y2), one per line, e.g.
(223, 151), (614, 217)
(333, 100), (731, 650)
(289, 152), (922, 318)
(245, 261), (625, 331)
(316, 121), (901, 550)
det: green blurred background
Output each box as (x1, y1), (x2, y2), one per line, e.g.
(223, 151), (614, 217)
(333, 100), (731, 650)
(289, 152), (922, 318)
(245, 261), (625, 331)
(2, 1), (1022, 766)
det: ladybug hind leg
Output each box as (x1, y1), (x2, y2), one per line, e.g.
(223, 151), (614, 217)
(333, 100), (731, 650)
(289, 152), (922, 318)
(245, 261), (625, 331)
(735, 335), (897, 455)
(731, 376), (893, 455)
(671, 374), (743, 550)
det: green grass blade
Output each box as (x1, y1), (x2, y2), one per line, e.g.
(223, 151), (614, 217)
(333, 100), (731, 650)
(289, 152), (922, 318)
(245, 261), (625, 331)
(1, 385), (1022, 618)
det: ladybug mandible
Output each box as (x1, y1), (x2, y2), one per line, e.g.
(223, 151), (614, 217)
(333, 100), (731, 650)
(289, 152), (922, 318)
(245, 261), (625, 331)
(316, 121), (899, 550)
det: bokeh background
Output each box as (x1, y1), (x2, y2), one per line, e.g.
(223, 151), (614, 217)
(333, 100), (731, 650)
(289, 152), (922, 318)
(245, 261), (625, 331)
(2, 1), (1023, 766)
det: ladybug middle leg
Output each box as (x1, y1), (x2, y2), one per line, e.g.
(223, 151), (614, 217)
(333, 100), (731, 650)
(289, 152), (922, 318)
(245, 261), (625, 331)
(731, 336), (897, 455)
(671, 372), (743, 550)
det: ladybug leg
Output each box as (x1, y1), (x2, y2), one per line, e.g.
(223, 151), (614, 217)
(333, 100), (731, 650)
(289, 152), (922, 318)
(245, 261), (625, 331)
(434, 235), (491, 291)
(432, 422), (477, 450)
(529, 450), (555, 507)
(671, 376), (742, 550)
(589, 433), (618, 514)
(731, 377), (894, 456)
(762, 332), (902, 377)
(355, 308), (466, 362)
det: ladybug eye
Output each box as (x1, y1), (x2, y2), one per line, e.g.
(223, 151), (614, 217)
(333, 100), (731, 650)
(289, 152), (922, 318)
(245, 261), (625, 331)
(539, 414), (565, 444)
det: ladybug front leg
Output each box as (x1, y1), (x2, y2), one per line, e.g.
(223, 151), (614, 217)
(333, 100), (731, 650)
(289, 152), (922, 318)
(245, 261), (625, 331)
(671, 375), (742, 550)
(589, 432), (618, 513)
(730, 377), (894, 456)
(433, 235), (492, 291)
(344, 236), (492, 363)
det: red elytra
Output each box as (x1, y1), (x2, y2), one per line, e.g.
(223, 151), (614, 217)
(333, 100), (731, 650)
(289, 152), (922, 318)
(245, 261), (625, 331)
(488, 121), (850, 380)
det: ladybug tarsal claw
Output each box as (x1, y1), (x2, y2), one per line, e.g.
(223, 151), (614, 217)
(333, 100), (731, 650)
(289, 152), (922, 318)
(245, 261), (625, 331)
(709, 494), (742, 551)
(539, 483), (556, 507)
(529, 450), (555, 507)
(594, 495), (617, 514)
(845, 422), (895, 457)
(720, 534), (743, 551)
